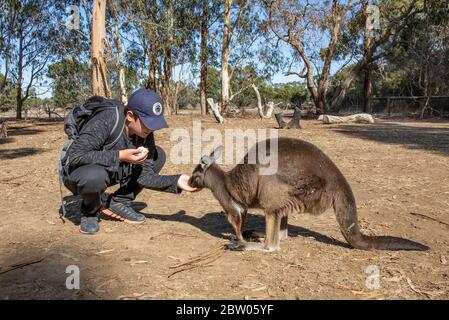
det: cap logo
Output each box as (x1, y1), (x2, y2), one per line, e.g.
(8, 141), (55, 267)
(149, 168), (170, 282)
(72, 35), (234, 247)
(153, 102), (163, 116)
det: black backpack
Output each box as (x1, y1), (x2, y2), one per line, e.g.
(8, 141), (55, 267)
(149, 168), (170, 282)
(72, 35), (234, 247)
(58, 96), (125, 220)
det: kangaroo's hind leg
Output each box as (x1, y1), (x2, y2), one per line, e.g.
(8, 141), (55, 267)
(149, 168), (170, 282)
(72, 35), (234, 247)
(227, 211), (281, 252)
(279, 215), (288, 241)
(241, 213), (288, 242)
(239, 209), (263, 242)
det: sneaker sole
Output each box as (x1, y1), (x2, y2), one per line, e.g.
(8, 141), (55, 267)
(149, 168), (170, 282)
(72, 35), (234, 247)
(79, 228), (98, 235)
(101, 208), (146, 224)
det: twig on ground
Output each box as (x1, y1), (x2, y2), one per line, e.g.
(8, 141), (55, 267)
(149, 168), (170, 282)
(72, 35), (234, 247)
(0, 173), (28, 183)
(95, 249), (115, 255)
(167, 244), (225, 278)
(409, 212), (449, 228)
(0, 257), (45, 275)
(168, 256), (220, 279)
(169, 245), (224, 269)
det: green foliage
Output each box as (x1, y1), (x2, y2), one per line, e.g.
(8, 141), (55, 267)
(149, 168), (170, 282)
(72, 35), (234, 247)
(47, 59), (90, 108)
(260, 82), (308, 107)
(0, 74), (16, 111)
(177, 82), (200, 109)
(108, 64), (141, 101)
(205, 67), (221, 102)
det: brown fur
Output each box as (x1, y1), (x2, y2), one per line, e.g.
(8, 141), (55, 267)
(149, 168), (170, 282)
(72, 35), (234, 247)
(189, 137), (429, 252)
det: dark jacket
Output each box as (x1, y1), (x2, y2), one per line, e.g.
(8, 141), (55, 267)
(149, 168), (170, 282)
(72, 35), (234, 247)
(66, 107), (180, 193)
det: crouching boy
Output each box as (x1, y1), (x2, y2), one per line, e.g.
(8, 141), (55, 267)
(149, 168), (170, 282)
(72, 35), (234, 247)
(61, 88), (198, 234)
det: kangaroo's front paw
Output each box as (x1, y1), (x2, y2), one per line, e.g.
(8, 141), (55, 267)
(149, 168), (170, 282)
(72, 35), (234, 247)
(242, 242), (278, 252)
(226, 241), (278, 253)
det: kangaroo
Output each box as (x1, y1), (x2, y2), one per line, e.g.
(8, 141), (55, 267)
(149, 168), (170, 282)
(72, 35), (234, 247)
(189, 137), (429, 252)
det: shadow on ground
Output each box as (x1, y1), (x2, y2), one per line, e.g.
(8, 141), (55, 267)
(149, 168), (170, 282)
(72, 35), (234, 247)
(0, 137), (15, 145)
(3, 125), (45, 137)
(150, 210), (351, 249)
(0, 147), (47, 160)
(333, 122), (449, 156)
(0, 243), (121, 299)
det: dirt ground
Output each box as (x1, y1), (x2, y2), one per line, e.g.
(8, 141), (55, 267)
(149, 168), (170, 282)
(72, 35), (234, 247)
(0, 114), (448, 300)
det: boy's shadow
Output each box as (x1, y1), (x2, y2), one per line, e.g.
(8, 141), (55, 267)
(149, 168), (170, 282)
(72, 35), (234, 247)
(149, 210), (351, 249)
(59, 195), (148, 225)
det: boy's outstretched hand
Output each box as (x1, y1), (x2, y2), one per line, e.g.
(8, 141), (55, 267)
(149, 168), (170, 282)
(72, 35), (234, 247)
(119, 148), (148, 164)
(177, 174), (202, 192)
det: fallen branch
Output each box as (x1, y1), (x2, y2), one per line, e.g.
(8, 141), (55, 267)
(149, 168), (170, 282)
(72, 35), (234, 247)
(117, 292), (155, 300)
(168, 245), (225, 278)
(319, 113), (374, 124)
(168, 255), (221, 279)
(0, 174), (28, 183)
(397, 269), (445, 299)
(95, 249), (115, 255)
(169, 245), (224, 269)
(0, 257), (45, 275)
(206, 98), (225, 123)
(409, 212), (449, 228)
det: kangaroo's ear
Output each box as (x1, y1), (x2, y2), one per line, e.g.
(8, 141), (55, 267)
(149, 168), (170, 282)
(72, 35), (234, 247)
(210, 145), (222, 162)
(200, 155), (213, 169)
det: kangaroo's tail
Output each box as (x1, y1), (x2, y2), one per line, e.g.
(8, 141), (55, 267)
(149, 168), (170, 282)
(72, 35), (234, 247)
(333, 182), (429, 251)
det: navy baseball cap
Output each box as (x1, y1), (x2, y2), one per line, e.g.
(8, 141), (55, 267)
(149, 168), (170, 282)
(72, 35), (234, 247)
(126, 88), (168, 131)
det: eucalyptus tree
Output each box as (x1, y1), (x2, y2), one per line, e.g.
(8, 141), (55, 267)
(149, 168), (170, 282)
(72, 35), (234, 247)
(265, 0), (421, 115)
(216, 0), (285, 114)
(8, 0), (61, 118)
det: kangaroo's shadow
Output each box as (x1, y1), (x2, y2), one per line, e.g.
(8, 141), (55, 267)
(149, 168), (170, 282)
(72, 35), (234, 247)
(149, 211), (351, 249)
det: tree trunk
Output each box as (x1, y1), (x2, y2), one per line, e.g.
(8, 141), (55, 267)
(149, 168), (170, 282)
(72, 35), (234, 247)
(162, 54), (171, 115)
(145, 1), (158, 92)
(91, 0), (110, 98)
(275, 113), (287, 128)
(252, 84), (264, 118)
(419, 0), (431, 119)
(111, 0), (127, 104)
(147, 45), (157, 90)
(288, 107), (302, 129)
(363, 1), (373, 114)
(275, 107), (302, 129)
(207, 98), (225, 123)
(0, 121), (7, 138)
(330, 62), (364, 111)
(199, 0), (208, 115)
(221, 0), (232, 113)
(363, 66), (372, 113)
(172, 57), (184, 115)
(16, 23), (23, 120)
(316, 89), (328, 115)
(162, 0), (174, 115)
(265, 102), (275, 118)
(252, 84), (272, 119)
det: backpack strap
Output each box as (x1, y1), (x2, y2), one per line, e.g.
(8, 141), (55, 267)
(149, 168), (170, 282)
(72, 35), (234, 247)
(104, 104), (125, 149)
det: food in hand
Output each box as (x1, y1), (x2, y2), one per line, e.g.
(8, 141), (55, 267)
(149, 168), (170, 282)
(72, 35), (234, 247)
(137, 146), (149, 156)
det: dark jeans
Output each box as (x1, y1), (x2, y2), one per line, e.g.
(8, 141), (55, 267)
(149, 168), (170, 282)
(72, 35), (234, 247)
(63, 146), (166, 215)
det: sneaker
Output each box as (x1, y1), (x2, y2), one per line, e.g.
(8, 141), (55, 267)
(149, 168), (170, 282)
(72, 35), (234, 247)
(79, 213), (100, 234)
(101, 199), (146, 224)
